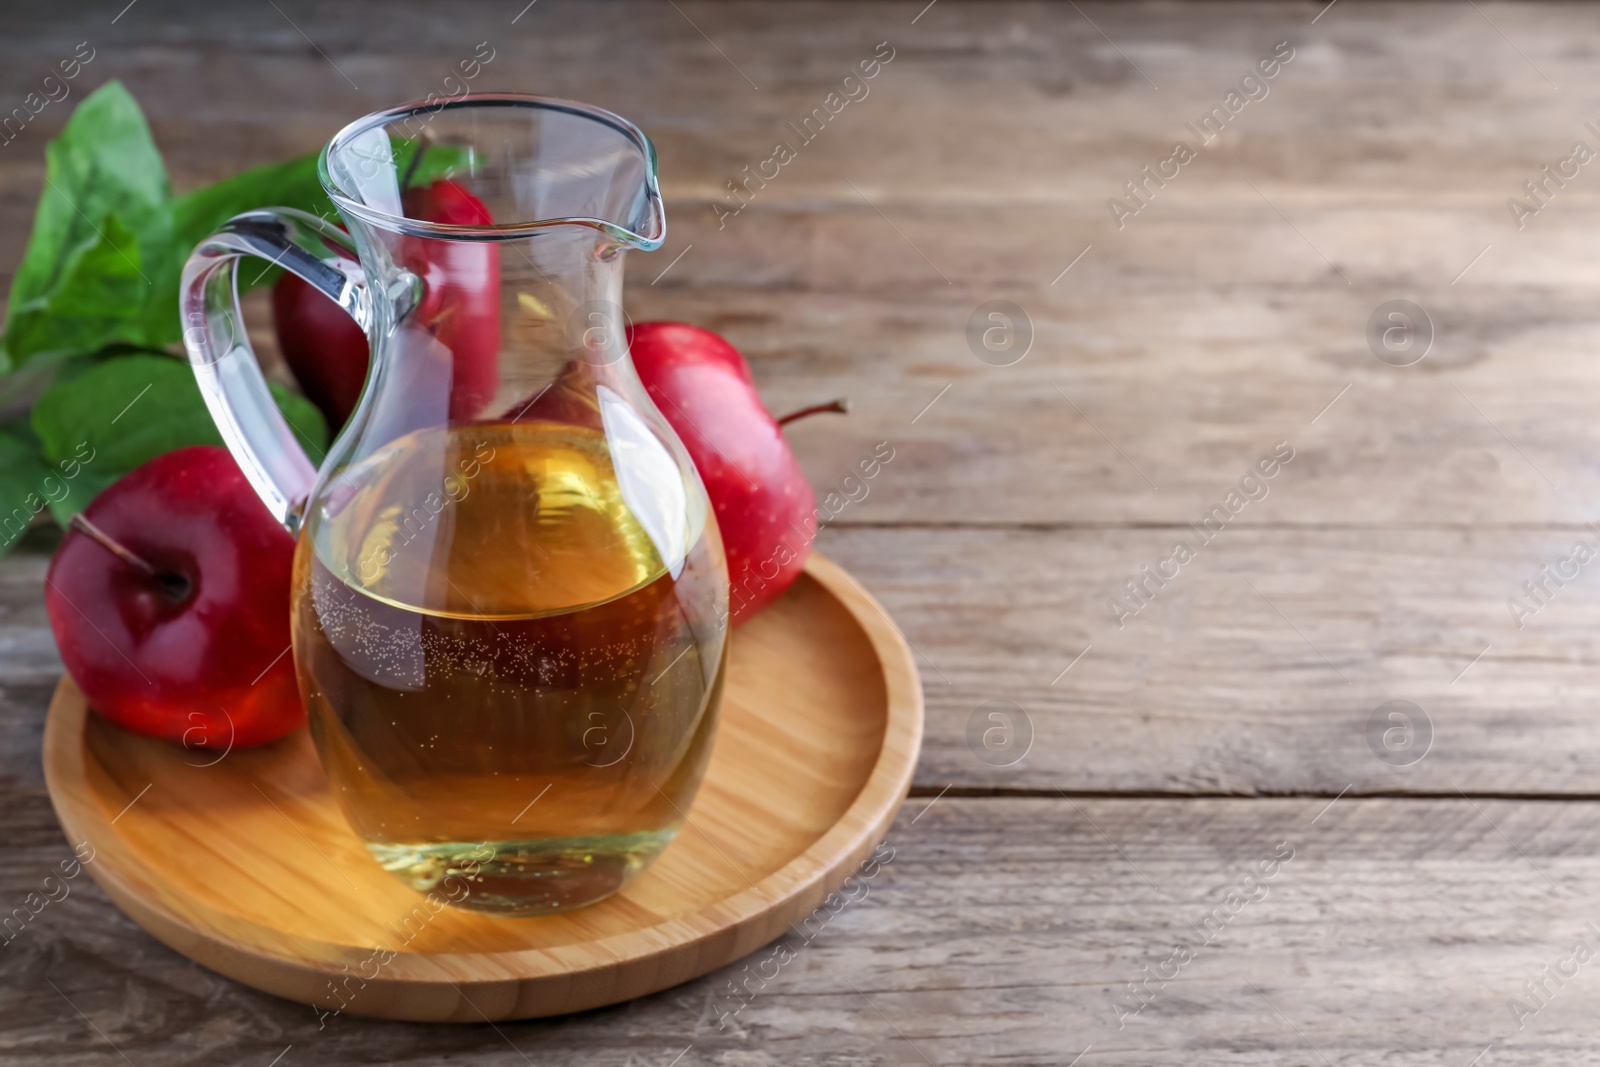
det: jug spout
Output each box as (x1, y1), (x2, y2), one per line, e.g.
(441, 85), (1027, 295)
(319, 94), (665, 252)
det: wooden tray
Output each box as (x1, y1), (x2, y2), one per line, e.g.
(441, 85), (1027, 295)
(41, 554), (922, 1022)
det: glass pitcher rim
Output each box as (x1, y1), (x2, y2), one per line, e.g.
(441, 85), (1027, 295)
(316, 92), (666, 249)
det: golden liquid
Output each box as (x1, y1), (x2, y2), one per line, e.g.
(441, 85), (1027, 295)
(291, 421), (727, 914)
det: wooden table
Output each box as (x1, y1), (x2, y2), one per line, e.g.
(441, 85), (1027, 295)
(5, 1), (1600, 1062)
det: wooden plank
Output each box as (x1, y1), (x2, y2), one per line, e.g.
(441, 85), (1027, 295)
(9, 519), (1600, 797)
(636, 281), (1600, 528)
(816, 523), (1600, 795)
(4, 794), (1600, 1064)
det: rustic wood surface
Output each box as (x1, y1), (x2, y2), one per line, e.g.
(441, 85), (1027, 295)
(5, 0), (1600, 1062)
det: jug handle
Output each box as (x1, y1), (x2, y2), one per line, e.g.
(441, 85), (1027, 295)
(180, 208), (370, 534)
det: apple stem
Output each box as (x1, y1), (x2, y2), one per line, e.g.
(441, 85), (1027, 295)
(70, 514), (194, 601)
(776, 398), (850, 427)
(68, 514), (158, 578)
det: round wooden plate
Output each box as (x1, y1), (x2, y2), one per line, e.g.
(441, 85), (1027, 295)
(41, 554), (921, 1022)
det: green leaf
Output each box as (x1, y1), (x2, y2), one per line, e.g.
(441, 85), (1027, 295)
(171, 152), (334, 249)
(44, 466), (120, 527)
(0, 81), (170, 372)
(30, 353), (330, 513)
(267, 381), (330, 465)
(399, 140), (474, 188)
(0, 214), (148, 368)
(0, 430), (52, 555)
(34, 353), (211, 469)
(141, 152), (339, 344)
(0, 82), (355, 372)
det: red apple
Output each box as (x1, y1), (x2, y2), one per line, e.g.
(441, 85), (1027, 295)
(398, 178), (501, 421)
(626, 322), (820, 625)
(271, 272), (367, 429)
(271, 178), (501, 431)
(44, 446), (303, 748)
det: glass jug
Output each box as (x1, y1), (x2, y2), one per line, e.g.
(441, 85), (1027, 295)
(179, 95), (728, 916)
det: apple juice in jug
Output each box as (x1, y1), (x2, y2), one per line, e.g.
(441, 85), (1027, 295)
(292, 416), (727, 914)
